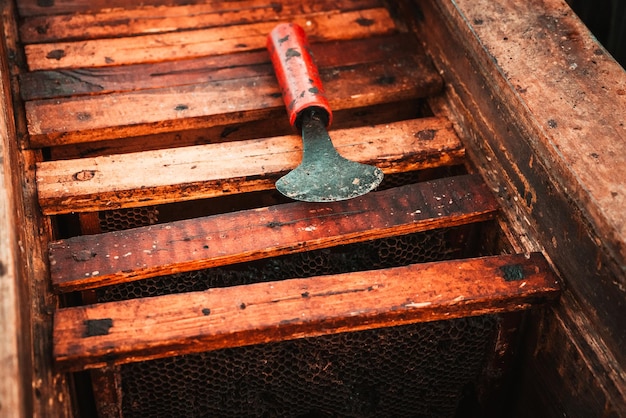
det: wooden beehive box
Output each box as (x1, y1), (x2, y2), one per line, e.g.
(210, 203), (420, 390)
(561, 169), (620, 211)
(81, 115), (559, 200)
(0, 0), (624, 417)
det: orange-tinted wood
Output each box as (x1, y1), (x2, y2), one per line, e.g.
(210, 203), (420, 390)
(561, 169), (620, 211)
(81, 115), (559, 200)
(20, 34), (424, 101)
(36, 117), (462, 215)
(17, 0), (254, 17)
(26, 54), (440, 147)
(48, 174), (497, 293)
(16, 0), (381, 18)
(24, 9), (395, 71)
(53, 253), (560, 371)
(20, 0), (381, 43)
(48, 99), (426, 160)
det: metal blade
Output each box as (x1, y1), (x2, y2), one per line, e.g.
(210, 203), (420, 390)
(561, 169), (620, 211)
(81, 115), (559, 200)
(276, 110), (384, 202)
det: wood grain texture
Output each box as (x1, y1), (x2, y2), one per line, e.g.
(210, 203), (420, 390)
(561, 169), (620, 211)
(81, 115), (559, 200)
(20, 34), (421, 101)
(0, 28), (27, 418)
(19, 0), (381, 43)
(24, 8), (395, 71)
(48, 174), (497, 292)
(413, 0), (626, 366)
(16, 0), (381, 18)
(513, 293), (626, 418)
(451, 0), (626, 270)
(0, 3), (73, 416)
(25, 52), (441, 147)
(52, 252), (560, 371)
(400, 0), (626, 415)
(48, 99), (426, 160)
(36, 117), (463, 214)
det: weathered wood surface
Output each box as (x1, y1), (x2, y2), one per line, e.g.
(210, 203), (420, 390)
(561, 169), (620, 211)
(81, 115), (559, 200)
(513, 292), (626, 418)
(24, 8), (394, 71)
(455, 0), (626, 270)
(49, 174), (497, 292)
(17, 0), (381, 18)
(53, 253), (560, 371)
(0, 2), (73, 416)
(19, 0), (447, 149)
(48, 99), (426, 160)
(400, 0), (626, 415)
(25, 49), (440, 148)
(36, 117), (463, 214)
(0, 29), (27, 418)
(19, 0), (381, 43)
(20, 34), (421, 101)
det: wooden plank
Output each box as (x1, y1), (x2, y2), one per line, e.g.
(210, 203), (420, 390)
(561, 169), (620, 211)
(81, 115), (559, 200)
(0, 31), (28, 418)
(48, 99), (427, 160)
(451, 0), (626, 271)
(90, 367), (123, 418)
(17, 0), (379, 18)
(0, 2), (74, 416)
(52, 252), (561, 371)
(401, 0), (626, 415)
(514, 293), (626, 418)
(20, 34), (421, 100)
(36, 117), (463, 214)
(17, 0), (252, 17)
(24, 8), (396, 71)
(20, 0), (380, 43)
(48, 173), (496, 292)
(412, 0), (626, 367)
(26, 53), (441, 147)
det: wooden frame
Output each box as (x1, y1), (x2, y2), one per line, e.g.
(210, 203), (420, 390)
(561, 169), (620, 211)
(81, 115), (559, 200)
(0, 2), (73, 416)
(397, 0), (626, 415)
(0, 34), (28, 418)
(54, 253), (559, 371)
(1, 0), (624, 416)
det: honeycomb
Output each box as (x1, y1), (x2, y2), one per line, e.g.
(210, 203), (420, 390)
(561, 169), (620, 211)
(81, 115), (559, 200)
(96, 227), (463, 302)
(120, 315), (498, 417)
(98, 206), (158, 232)
(90, 180), (497, 418)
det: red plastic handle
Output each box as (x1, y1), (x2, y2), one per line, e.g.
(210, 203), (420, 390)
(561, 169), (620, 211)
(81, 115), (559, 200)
(267, 23), (332, 128)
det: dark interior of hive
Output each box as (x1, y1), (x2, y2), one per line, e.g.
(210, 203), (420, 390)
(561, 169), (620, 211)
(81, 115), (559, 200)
(15, 0), (557, 417)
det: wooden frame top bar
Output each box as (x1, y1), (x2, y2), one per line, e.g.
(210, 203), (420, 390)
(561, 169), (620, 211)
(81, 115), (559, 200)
(53, 253), (561, 371)
(36, 117), (463, 214)
(49, 174), (498, 293)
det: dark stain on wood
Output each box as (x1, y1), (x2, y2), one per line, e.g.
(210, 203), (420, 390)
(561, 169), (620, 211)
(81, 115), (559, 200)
(356, 17), (375, 26)
(72, 169), (95, 181)
(83, 318), (113, 337)
(376, 75), (396, 85)
(201, 308), (211, 316)
(45, 49), (64, 60)
(71, 249), (96, 262)
(36, 0), (54, 8)
(36, 24), (48, 34)
(76, 112), (91, 121)
(416, 129), (436, 140)
(220, 126), (239, 138)
(500, 264), (525, 281)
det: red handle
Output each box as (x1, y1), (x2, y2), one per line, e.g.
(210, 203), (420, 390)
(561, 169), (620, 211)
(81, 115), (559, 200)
(267, 23), (332, 129)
